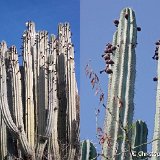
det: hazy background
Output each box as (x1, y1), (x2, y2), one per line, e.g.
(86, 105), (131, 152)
(81, 0), (160, 157)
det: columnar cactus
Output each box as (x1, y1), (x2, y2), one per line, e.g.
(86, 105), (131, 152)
(131, 120), (148, 159)
(0, 22), (79, 160)
(80, 140), (97, 160)
(152, 41), (160, 160)
(102, 8), (137, 159)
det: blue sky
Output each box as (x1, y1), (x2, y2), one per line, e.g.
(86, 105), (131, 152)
(0, 0), (80, 88)
(1, 0), (160, 158)
(81, 0), (160, 155)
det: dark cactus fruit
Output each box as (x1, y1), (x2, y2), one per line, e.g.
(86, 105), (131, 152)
(101, 54), (104, 57)
(106, 68), (113, 74)
(108, 60), (114, 65)
(104, 55), (110, 61)
(114, 20), (119, 27)
(107, 48), (113, 53)
(155, 47), (159, 51)
(106, 43), (112, 48)
(155, 41), (160, 45)
(137, 27), (141, 31)
(104, 49), (109, 53)
(155, 51), (158, 56)
(106, 61), (109, 64)
(153, 77), (158, 81)
(111, 46), (117, 51)
(156, 56), (159, 60)
(104, 48), (112, 53)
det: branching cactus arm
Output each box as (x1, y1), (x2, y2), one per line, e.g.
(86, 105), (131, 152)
(0, 42), (19, 134)
(35, 30), (50, 159)
(50, 34), (61, 160)
(57, 23), (79, 159)
(23, 22), (36, 149)
(0, 42), (33, 157)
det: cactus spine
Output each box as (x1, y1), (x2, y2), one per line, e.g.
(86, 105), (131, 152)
(81, 140), (97, 160)
(102, 8), (137, 159)
(0, 22), (79, 160)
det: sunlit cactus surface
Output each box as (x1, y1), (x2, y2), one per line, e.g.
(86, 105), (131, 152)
(0, 21), (80, 160)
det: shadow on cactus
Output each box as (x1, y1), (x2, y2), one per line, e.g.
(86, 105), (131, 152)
(0, 21), (80, 160)
(80, 140), (97, 160)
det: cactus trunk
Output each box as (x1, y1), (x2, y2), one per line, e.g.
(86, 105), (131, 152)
(152, 38), (160, 160)
(103, 8), (137, 160)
